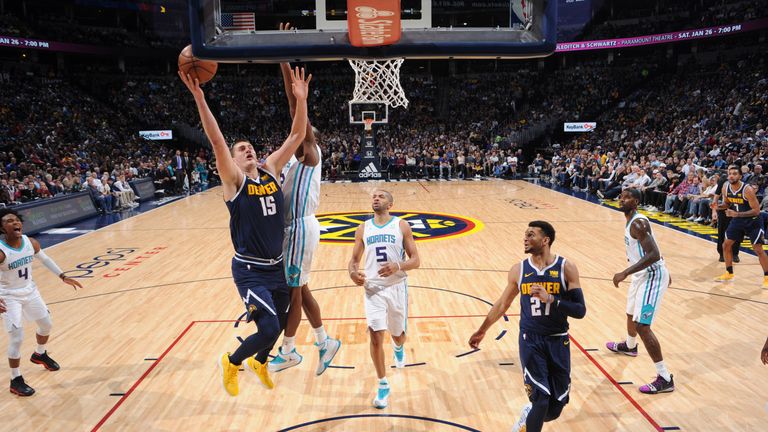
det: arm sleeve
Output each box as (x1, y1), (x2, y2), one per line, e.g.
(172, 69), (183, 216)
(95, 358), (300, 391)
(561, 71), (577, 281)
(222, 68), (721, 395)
(35, 250), (63, 277)
(554, 288), (586, 319)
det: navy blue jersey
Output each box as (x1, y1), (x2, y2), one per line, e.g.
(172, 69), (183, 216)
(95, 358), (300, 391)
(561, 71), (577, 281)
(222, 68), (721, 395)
(726, 182), (753, 214)
(518, 255), (569, 335)
(225, 169), (285, 269)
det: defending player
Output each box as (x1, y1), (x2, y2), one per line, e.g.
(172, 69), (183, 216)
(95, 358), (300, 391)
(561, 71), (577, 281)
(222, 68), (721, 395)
(348, 189), (420, 409)
(606, 188), (674, 394)
(269, 47), (341, 376)
(0, 208), (83, 397)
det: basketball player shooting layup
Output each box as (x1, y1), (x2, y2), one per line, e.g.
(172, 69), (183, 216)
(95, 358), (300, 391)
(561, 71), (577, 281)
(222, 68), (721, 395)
(348, 189), (420, 409)
(469, 221), (586, 432)
(0, 208), (83, 397)
(269, 27), (341, 375)
(179, 67), (310, 397)
(606, 188), (674, 394)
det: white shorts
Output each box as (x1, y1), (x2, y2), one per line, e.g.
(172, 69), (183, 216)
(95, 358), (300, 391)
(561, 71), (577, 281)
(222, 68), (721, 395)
(626, 265), (669, 326)
(283, 216), (320, 287)
(1, 288), (49, 332)
(364, 280), (408, 336)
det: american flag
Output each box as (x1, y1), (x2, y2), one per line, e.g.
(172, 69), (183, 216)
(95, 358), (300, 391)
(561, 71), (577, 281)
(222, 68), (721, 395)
(221, 12), (256, 31)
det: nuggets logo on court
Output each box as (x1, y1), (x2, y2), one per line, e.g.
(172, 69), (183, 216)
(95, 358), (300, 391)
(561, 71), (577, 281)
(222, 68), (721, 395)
(317, 211), (483, 244)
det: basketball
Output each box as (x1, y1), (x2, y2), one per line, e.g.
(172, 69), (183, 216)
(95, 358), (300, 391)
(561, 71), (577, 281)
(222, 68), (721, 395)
(178, 45), (218, 84)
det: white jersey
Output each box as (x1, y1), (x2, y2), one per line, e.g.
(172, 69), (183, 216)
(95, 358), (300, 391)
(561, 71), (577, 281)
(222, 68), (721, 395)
(363, 216), (407, 287)
(0, 235), (37, 295)
(624, 213), (664, 274)
(281, 144), (322, 222)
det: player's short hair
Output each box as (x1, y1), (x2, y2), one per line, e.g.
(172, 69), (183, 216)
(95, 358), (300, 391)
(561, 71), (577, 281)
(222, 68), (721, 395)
(230, 140), (252, 156)
(728, 165), (741, 174)
(625, 188), (642, 201)
(529, 220), (555, 246)
(375, 189), (394, 204)
(0, 208), (22, 223)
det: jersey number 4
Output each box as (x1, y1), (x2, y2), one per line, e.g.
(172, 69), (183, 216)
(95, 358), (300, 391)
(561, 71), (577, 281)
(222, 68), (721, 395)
(531, 298), (551, 316)
(18, 268), (29, 280)
(259, 196), (276, 216)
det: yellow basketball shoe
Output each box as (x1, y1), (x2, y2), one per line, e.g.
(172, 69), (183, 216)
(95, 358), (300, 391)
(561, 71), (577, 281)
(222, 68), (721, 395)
(714, 272), (734, 282)
(246, 357), (274, 389)
(218, 352), (239, 396)
(763, 276), (768, 288)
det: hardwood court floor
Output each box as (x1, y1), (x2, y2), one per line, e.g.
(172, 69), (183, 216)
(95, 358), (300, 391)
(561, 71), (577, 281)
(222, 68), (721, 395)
(3, 180), (767, 431)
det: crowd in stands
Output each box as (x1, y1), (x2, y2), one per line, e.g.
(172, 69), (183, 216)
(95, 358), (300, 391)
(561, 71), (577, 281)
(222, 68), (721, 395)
(535, 55), (767, 228)
(584, 0), (764, 40)
(0, 75), (215, 209)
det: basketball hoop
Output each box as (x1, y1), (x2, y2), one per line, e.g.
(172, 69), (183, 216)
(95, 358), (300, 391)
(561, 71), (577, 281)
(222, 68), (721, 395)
(364, 118), (375, 131)
(348, 58), (409, 109)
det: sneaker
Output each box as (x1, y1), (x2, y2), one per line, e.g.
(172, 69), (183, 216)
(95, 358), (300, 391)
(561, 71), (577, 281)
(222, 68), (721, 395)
(605, 341), (638, 357)
(694, 217), (704, 223)
(639, 374), (674, 394)
(686, 216), (695, 221)
(30, 351), (60, 371)
(393, 344), (406, 368)
(218, 353), (240, 396)
(763, 276), (768, 289)
(596, 190), (605, 199)
(372, 381), (390, 409)
(714, 272), (734, 282)
(315, 338), (341, 376)
(733, 255), (740, 263)
(267, 347), (303, 373)
(511, 402), (532, 432)
(10, 376), (34, 397)
(246, 357), (274, 389)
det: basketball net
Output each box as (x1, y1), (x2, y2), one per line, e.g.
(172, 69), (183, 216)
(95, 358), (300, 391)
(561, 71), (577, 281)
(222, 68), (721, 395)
(348, 58), (409, 109)
(364, 118), (375, 131)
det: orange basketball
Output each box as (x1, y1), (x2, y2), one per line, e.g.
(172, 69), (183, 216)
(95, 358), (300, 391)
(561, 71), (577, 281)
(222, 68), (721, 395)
(178, 45), (218, 84)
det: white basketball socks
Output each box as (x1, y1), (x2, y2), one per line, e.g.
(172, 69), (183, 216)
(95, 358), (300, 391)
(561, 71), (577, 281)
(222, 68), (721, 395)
(281, 336), (295, 354)
(313, 326), (328, 348)
(655, 360), (671, 381)
(626, 335), (637, 349)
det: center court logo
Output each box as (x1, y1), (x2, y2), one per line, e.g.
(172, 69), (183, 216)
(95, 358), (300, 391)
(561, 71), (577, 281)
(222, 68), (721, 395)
(317, 211), (483, 244)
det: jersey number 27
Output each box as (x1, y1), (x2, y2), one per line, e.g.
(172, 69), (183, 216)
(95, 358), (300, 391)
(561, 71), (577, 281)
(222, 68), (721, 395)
(531, 298), (551, 316)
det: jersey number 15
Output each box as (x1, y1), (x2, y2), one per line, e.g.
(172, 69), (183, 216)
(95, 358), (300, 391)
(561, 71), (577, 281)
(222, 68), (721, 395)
(259, 196), (276, 216)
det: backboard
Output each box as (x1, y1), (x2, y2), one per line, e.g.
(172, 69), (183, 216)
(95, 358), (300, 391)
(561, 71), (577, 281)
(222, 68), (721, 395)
(189, 0), (557, 62)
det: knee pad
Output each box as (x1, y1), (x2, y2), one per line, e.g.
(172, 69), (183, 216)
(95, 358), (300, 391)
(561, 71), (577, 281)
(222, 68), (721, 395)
(544, 400), (565, 421)
(256, 312), (280, 340)
(36, 315), (53, 337)
(7, 327), (23, 359)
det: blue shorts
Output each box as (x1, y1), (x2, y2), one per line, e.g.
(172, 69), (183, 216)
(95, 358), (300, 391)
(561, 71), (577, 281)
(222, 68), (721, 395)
(726, 217), (764, 245)
(231, 258), (290, 321)
(519, 331), (571, 404)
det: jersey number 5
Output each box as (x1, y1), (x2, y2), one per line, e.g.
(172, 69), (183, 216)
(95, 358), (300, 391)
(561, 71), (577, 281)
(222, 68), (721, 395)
(531, 298), (551, 316)
(18, 268), (29, 280)
(259, 196), (276, 216)
(375, 246), (387, 263)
